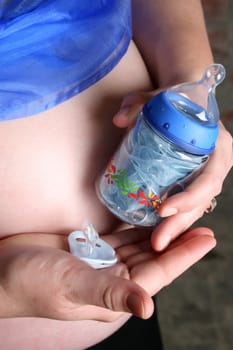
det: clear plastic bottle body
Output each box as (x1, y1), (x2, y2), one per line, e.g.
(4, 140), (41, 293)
(97, 113), (207, 226)
(97, 64), (225, 227)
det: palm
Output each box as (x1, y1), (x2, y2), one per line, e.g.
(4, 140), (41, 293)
(103, 226), (215, 296)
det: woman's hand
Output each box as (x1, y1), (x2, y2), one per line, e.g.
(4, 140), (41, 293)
(106, 225), (216, 297)
(113, 91), (233, 251)
(0, 239), (150, 322)
(0, 225), (216, 322)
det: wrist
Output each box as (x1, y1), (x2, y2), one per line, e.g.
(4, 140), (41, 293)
(157, 61), (214, 88)
(0, 245), (28, 318)
(0, 232), (69, 251)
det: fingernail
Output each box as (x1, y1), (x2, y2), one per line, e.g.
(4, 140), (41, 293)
(157, 234), (171, 251)
(160, 207), (178, 217)
(114, 107), (131, 118)
(126, 293), (144, 318)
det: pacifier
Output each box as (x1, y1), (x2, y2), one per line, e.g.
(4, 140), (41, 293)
(68, 222), (118, 269)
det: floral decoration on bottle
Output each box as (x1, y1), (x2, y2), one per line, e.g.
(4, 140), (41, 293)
(104, 159), (162, 210)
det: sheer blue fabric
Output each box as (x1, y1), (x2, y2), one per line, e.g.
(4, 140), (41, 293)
(0, 0), (132, 121)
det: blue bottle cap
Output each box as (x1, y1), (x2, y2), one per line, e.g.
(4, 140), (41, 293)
(142, 91), (219, 155)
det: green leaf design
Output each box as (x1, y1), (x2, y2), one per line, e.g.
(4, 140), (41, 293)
(115, 180), (123, 189)
(123, 178), (128, 189)
(131, 186), (139, 192)
(111, 167), (139, 196)
(120, 189), (129, 195)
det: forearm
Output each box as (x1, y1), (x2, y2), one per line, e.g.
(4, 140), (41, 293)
(0, 244), (25, 318)
(132, 0), (213, 87)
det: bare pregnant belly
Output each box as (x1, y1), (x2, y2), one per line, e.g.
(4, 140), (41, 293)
(0, 41), (152, 349)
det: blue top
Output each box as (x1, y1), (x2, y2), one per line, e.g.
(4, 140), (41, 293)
(143, 92), (219, 155)
(0, 0), (132, 121)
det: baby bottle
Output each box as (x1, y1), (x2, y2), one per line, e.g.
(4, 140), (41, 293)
(97, 64), (225, 227)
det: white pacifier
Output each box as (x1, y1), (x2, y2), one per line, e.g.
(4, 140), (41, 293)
(68, 222), (118, 269)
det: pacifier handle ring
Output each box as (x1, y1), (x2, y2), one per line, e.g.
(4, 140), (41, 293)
(68, 223), (118, 269)
(68, 230), (92, 256)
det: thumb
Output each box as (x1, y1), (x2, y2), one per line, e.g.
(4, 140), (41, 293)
(113, 90), (162, 128)
(113, 91), (152, 128)
(67, 264), (154, 319)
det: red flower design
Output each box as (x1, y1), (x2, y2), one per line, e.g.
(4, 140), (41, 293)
(104, 159), (116, 184)
(138, 190), (150, 207)
(106, 159), (116, 174)
(128, 192), (138, 199)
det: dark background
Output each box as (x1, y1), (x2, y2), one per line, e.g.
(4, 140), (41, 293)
(158, 1), (233, 349)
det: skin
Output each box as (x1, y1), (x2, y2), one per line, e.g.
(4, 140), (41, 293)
(0, 1), (232, 349)
(116, 0), (233, 251)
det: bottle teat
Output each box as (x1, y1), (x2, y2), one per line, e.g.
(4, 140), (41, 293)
(167, 64), (225, 124)
(142, 64), (225, 155)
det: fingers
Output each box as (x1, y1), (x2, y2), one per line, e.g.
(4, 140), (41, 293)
(159, 123), (233, 217)
(128, 227), (216, 296)
(112, 91), (155, 128)
(103, 227), (152, 249)
(154, 124), (232, 250)
(117, 239), (153, 262)
(152, 206), (207, 251)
